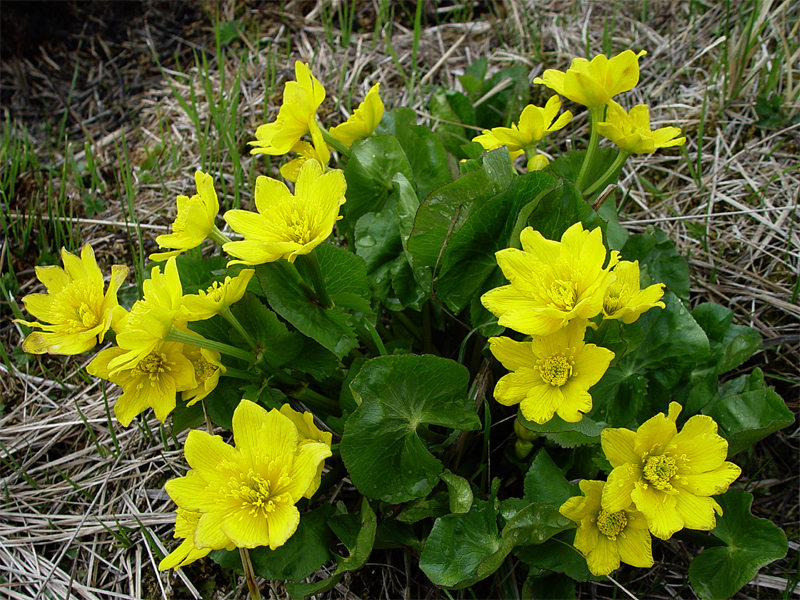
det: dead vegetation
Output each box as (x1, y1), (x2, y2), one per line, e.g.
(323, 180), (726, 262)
(0, 0), (797, 598)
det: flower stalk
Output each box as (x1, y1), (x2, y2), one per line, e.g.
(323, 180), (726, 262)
(319, 124), (352, 158)
(301, 251), (333, 309)
(576, 105), (607, 190)
(240, 547), (262, 600)
(219, 307), (258, 352)
(165, 327), (255, 363)
(583, 150), (630, 198)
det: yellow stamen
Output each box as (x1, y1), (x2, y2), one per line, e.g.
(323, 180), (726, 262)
(643, 454), (679, 491)
(545, 279), (577, 310)
(539, 354), (573, 386)
(596, 509), (627, 540)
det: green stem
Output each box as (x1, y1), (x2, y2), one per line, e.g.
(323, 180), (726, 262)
(165, 327), (255, 363)
(361, 317), (388, 356)
(319, 124), (351, 158)
(582, 150), (630, 198)
(301, 252), (333, 309)
(220, 307), (258, 352)
(269, 370), (340, 414)
(221, 367), (261, 382)
(208, 224), (231, 246)
(239, 547), (262, 600)
(576, 105), (607, 190)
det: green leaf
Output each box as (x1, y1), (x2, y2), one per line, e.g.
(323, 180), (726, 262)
(515, 530), (597, 582)
(440, 470), (474, 514)
(427, 88), (476, 157)
(524, 449), (580, 506)
(354, 199), (405, 308)
(703, 369), (794, 456)
(340, 355), (480, 503)
(590, 364), (650, 428)
(474, 64), (529, 130)
(621, 227), (690, 302)
(203, 376), (248, 430)
(378, 107), (452, 199)
(434, 170), (559, 314)
(419, 502), (501, 588)
(210, 504), (334, 582)
(335, 497), (378, 572)
(525, 572), (577, 600)
(172, 254), (229, 294)
(397, 490), (451, 524)
(692, 302), (761, 375)
(689, 489), (788, 600)
(230, 293), (303, 369)
(518, 414), (607, 448)
(527, 177), (605, 243)
(256, 243), (369, 359)
(407, 148), (514, 273)
(170, 397), (205, 434)
(420, 501), (571, 589)
(342, 135), (414, 235)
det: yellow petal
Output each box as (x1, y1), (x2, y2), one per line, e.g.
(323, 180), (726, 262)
(494, 369), (542, 407)
(633, 412), (677, 457)
(488, 337), (535, 371)
(671, 414), (729, 472)
(586, 533), (620, 576)
(232, 399), (270, 458)
(184, 430), (240, 478)
(674, 491), (720, 531)
(601, 427), (639, 468)
(616, 526), (653, 568)
(631, 483), (681, 539)
(680, 462), (741, 496)
(519, 383), (563, 424)
(603, 464), (639, 512)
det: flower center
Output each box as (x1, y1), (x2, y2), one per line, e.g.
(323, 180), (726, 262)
(539, 354), (573, 387)
(200, 280), (227, 303)
(193, 356), (217, 383)
(229, 468), (292, 517)
(135, 351), (170, 381)
(596, 509), (627, 540)
(284, 208), (312, 244)
(546, 279), (577, 311)
(643, 454), (679, 490)
(55, 280), (103, 333)
(603, 284), (631, 315)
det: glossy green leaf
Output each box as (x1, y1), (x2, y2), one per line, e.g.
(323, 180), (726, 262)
(689, 489), (788, 600)
(172, 254), (229, 294)
(518, 413), (607, 448)
(378, 107), (451, 199)
(230, 293), (303, 370)
(340, 355), (480, 503)
(397, 490), (451, 524)
(420, 501), (571, 589)
(474, 64), (529, 130)
(407, 148), (514, 273)
(621, 227), (690, 302)
(256, 243), (370, 359)
(434, 170), (559, 314)
(692, 302), (762, 375)
(515, 530), (597, 582)
(440, 470), (474, 514)
(703, 369), (794, 456)
(523, 449), (579, 506)
(342, 135), (414, 234)
(210, 504), (334, 582)
(427, 88), (476, 157)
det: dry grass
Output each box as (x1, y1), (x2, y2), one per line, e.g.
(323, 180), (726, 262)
(1, 0), (798, 598)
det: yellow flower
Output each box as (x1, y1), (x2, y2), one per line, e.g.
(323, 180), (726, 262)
(163, 400), (332, 551)
(481, 223), (619, 337)
(150, 171), (221, 261)
(489, 320), (614, 424)
(223, 160), (346, 265)
(279, 140), (329, 183)
(182, 346), (225, 406)
(597, 101), (686, 155)
(87, 339), (197, 426)
(472, 129), (525, 160)
(534, 50), (647, 109)
(108, 258), (188, 374)
(181, 269), (255, 321)
(329, 83), (385, 148)
(477, 96), (572, 154)
(16, 245), (128, 355)
(158, 508), (221, 570)
(279, 405), (333, 498)
(603, 260), (665, 323)
(559, 480), (653, 576)
(249, 61), (330, 166)
(601, 402), (742, 540)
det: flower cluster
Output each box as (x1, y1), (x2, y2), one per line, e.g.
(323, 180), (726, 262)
(482, 222), (664, 424)
(560, 402), (740, 575)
